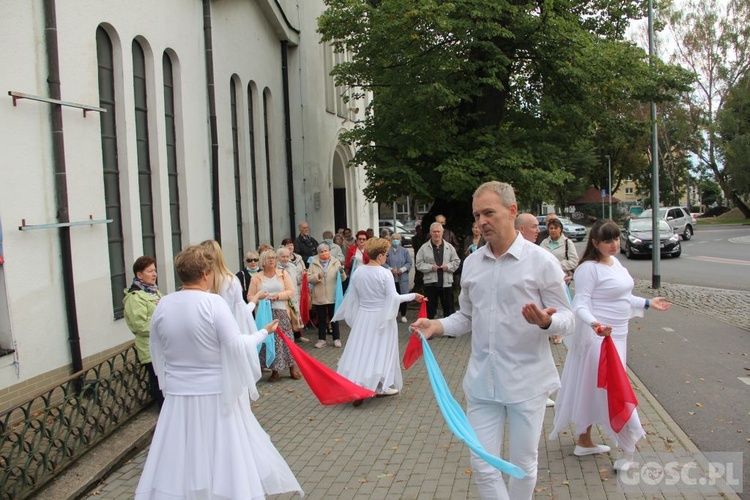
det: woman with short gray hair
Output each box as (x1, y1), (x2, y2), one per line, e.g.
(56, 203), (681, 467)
(308, 243), (347, 348)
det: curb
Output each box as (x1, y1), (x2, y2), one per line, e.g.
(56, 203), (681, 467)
(33, 406), (158, 500)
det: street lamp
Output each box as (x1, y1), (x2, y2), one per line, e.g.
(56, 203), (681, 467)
(605, 155), (612, 220)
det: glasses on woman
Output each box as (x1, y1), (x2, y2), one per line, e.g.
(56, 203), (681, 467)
(357, 237), (366, 241)
(245, 258), (259, 263)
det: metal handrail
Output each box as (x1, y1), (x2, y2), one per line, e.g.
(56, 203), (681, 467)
(0, 344), (152, 499)
(8, 91), (106, 117)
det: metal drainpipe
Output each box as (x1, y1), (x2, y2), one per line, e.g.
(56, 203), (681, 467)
(203, 0), (221, 243)
(43, 0), (83, 375)
(281, 41), (296, 240)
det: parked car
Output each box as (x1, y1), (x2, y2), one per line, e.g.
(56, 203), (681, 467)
(378, 220), (414, 246)
(620, 218), (681, 259)
(535, 216), (548, 234)
(638, 206), (695, 241)
(557, 217), (587, 242)
(535, 216), (586, 241)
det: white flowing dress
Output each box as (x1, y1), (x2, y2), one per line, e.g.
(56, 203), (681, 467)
(332, 264), (414, 392)
(136, 290), (302, 499)
(218, 275), (264, 399)
(549, 259), (647, 454)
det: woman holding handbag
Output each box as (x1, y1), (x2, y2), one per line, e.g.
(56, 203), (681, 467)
(248, 249), (302, 382)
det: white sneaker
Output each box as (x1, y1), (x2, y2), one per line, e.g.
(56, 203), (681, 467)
(573, 444), (611, 456)
(333, 339), (342, 348)
(377, 387), (399, 397)
(401, 316), (407, 323)
(546, 398), (555, 407)
(614, 452), (635, 472)
(314, 340), (326, 349)
(298, 336), (310, 343)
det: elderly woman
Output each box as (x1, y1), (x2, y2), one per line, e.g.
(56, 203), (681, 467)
(277, 246), (308, 342)
(384, 233), (413, 323)
(540, 218), (579, 344)
(333, 238), (424, 404)
(540, 218), (579, 281)
(248, 249), (301, 382)
(123, 256), (164, 407)
(325, 231), (346, 264)
(308, 243), (347, 348)
(136, 245), (301, 499)
(281, 237), (306, 279)
(236, 251), (260, 303)
(344, 230), (369, 275)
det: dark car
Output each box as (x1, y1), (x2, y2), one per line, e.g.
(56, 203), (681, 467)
(620, 218), (681, 259)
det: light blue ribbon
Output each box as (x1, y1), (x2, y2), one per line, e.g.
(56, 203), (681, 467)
(419, 334), (527, 479)
(255, 299), (276, 366)
(334, 271), (344, 313)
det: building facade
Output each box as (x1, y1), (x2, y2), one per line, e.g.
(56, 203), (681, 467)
(0, 0), (376, 404)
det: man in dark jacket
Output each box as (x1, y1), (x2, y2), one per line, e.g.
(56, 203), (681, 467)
(294, 221), (319, 267)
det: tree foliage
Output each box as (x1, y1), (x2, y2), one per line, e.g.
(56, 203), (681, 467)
(666, 0), (750, 216)
(717, 73), (750, 198)
(319, 0), (691, 214)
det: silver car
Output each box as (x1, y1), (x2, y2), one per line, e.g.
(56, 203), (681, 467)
(557, 217), (587, 242)
(638, 207), (695, 241)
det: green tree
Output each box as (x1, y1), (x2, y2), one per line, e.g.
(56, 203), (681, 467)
(319, 0), (690, 217)
(666, 0), (750, 216)
(717, 73), (750, 200)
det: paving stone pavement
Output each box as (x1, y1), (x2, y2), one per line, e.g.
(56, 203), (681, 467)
(70, 297), (743, 500)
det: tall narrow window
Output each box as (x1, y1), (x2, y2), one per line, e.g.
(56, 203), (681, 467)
(163, 52), (182, 286)
(247, 84), (260, 247)
(230, 79), (244, 264)
(97, 27), (127, 319)
(263, 91), (274, 241)
(133, 40), (156, 261)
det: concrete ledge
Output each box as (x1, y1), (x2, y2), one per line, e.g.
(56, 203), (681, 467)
(32, 406), (158, 500)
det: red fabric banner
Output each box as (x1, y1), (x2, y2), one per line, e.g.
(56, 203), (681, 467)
(403, 301), (428, 370)
(597, 335), (638, 433)
(299, 273), (311, 326)
(276, 329), (376, 405)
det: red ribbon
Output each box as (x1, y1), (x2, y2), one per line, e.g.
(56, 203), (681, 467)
(299, 273), (311, 326)
(276, 329), (376, 405)
(597, 335), (638, 433)
(403, 301), (428, 369)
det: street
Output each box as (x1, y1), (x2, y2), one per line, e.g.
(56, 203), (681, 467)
(577, 223), (750, 494)
(611, 224), (750, 292)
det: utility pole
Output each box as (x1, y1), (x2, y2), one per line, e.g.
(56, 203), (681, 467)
(606, 155), (612, 220)
(649, 0), (661, 289)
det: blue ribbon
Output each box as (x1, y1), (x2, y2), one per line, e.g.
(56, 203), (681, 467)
(419, 334), (527, 479)
(255, 299), (276, 366)
(334, 271), (344, 313)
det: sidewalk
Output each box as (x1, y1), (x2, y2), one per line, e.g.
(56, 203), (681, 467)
(40, 310), (741, 500)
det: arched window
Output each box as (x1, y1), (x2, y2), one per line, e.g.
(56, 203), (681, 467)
(248, 83), (260, 247)
(263, 90), (274, 242)
(132, 39), (156, 262)
(96, 27), (127, 318)
(163, 51), (182, 285)
(230, 78), (244, 264)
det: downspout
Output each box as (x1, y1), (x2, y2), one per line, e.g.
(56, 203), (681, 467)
(203, 0), (221, 243)
(281, 41), (296, 239)
(43, 0), (83, 375)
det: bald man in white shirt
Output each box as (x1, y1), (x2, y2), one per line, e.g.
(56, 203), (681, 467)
(412, 181), (574, 500)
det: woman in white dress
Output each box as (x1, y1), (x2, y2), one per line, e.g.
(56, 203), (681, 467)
(549, 220), (671, 471)
(333, 238), (424, 406)
(136, 245), (302, 499)
(201, 240), (269, 392)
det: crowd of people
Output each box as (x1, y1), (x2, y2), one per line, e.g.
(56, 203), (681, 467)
(123, 188), (670, 499)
